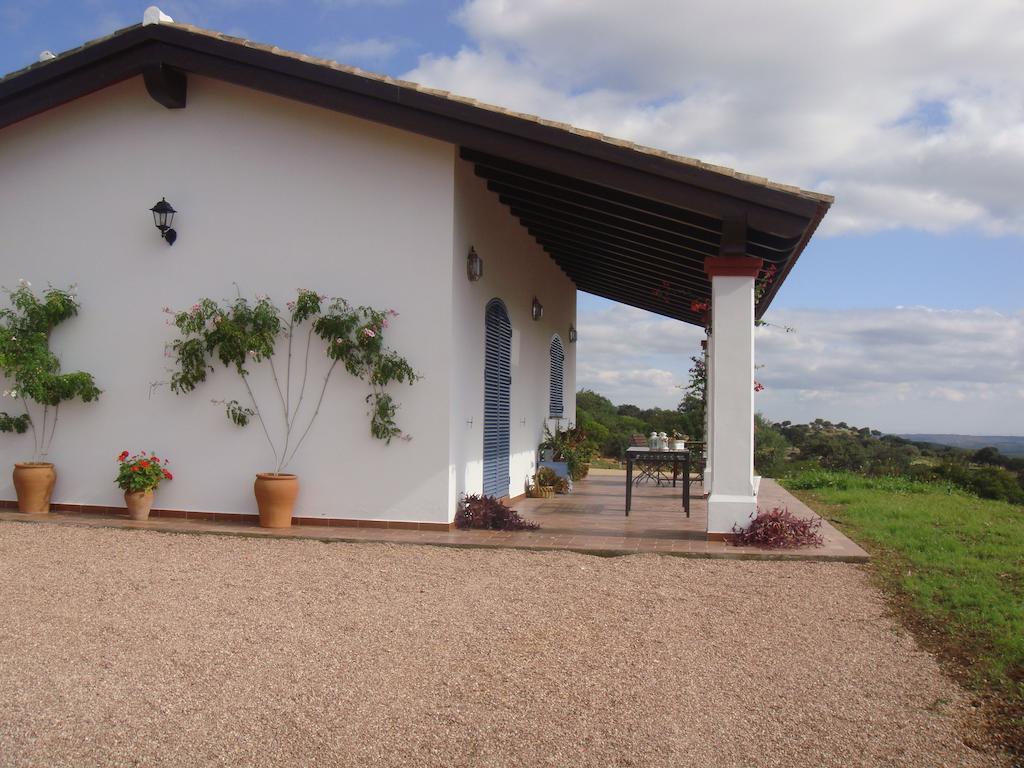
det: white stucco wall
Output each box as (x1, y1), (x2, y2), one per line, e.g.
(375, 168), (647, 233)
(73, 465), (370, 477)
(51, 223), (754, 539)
(449, 158), (577, 507)
(0, 75), (457, 522)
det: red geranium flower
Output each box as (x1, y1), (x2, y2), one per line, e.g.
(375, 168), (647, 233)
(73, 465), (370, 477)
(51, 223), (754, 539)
(118, 451), (129, 462)
(163, 470), (173, 480)
(130, 465), (140, 472)
(140, 460), (150, 469)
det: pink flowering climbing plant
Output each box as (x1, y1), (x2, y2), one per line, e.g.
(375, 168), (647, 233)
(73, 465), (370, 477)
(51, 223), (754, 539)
(166, 289), (418, 474)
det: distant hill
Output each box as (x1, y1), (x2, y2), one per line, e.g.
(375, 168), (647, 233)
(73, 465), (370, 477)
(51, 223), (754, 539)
(898, 434), (1024, 457)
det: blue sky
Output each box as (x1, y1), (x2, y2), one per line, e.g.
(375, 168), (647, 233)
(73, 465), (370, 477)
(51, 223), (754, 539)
(2, 1), (1022, 434)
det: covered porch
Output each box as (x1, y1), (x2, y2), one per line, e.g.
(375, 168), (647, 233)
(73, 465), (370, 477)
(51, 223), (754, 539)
(464, 145), (834, 538)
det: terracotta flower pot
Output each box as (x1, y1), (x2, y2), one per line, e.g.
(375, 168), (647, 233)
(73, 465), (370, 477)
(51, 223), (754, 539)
(254, 473), (299, 528)
(124, 490), (154, 521)
(12, 463), (56, 513)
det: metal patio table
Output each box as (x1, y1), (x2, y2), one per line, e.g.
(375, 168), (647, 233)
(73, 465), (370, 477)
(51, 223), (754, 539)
(624, 446), (690, 517)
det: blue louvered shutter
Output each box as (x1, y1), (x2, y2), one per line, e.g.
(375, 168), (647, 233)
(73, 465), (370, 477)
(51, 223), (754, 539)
(549, 336), (565, 418)
(483, 300), (512, 497)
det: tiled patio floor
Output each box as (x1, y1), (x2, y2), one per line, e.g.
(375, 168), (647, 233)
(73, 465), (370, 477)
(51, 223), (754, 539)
(0, 471), (868, 561)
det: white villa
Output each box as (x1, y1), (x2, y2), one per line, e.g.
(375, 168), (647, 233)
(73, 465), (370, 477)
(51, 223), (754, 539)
(0, 11), (831, 535)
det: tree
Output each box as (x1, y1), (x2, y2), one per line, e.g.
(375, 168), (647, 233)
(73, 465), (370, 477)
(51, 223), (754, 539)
(0, 281), (101, 461)
(754, 414), (789, 476)
(677, 355), (706, 440)
(972, 446), (1003, 466)
(167, 289), (417, 474)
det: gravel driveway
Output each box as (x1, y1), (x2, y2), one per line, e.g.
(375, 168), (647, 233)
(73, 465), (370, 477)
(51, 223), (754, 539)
(0, 521), (1004, 767)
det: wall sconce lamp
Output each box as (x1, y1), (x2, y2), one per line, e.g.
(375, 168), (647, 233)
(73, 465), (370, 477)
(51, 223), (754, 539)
(568, 324), (577, 343)
(466, 246), (483, 282)
(150, 197), (177, 245)
(531, 297), (544, 321)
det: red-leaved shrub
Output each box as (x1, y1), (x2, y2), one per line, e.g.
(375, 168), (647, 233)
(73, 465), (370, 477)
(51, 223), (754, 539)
(455, 494), (540, 531)
(730, 506), (823, 549)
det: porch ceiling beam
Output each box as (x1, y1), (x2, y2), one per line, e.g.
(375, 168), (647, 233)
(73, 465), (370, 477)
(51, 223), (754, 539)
(503, 193), (792, 265)
(462, 148), (814, 242)
(574, 287), (689, 322)
(720, 216), (748, 257)
(517, 216), (709, 272)
(468, 149), (721, 234)
(547, 255), (706, 310)
(570, 277), (701, 323)
(544, 261), (708, 307)
(477, 168), (724, 249)
(493, 187), (719, 258)
(567, 279), (701, 324)
(518, 217), (707, 269)
(525, 235), (712, 293)
(534, 240), (710, 294)
(527, 232), (708, 285)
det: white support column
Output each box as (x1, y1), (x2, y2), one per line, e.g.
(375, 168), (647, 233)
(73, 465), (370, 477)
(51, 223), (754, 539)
(702, 336), (713, 492)
(704, 256), (762, 537)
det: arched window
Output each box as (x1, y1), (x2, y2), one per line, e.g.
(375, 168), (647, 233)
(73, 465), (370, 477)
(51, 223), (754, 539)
(549, 335), (565, 418)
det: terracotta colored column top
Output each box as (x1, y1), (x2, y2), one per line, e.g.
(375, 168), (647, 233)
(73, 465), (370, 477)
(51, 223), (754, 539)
(704, 256), (764, 278)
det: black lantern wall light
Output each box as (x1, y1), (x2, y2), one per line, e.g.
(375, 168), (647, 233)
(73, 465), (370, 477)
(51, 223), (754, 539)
(466, 246), (483, 281)
(150, 197), (177, 245)
(531, 297), (544, 321)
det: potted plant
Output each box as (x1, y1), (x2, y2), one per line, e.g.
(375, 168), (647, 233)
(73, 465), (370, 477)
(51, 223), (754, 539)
(166, 289), (418, 528)
(0, 281), (101, 512)
(540, 423), (594, 482)
(528, 466), (558, 498)
(671, 431), (689, 450)
(115, 450), (173, 520)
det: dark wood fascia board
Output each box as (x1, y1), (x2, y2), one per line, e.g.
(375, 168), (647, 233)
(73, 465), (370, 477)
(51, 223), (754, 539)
(754, 199), (831, 318)
(1, 24), (823, 237)
(0, 40), (151, 129)
(156, 39), (814, 237)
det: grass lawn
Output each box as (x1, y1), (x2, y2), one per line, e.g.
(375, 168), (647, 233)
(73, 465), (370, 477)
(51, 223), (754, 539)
(781, 469), (1024, 755)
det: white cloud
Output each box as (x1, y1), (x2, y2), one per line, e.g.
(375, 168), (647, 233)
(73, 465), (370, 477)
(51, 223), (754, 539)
(314, 37), (404, 65)
(577, 302), (1024, 434)
(405, 0), (1024, 236)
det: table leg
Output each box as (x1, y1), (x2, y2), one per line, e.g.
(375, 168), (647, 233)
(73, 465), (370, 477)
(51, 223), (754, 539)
(625, 458), (632, 516)
(683, 454), (690, 518)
